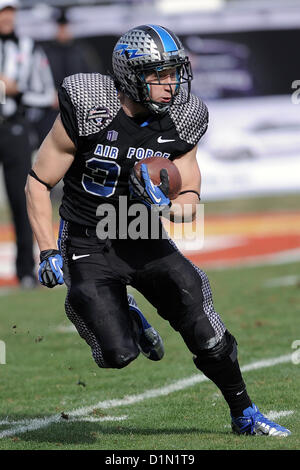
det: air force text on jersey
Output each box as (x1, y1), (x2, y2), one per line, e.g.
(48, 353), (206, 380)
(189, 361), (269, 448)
(94, 144), (171, 160)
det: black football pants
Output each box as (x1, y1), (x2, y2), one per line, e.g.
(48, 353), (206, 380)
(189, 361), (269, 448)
(59, 219), (227, 369)
(0, 117), (35, 280)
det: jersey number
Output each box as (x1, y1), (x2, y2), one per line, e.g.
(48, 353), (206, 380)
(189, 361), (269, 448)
(82, 158), (121, 197)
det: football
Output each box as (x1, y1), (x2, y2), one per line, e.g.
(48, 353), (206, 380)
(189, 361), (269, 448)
(134, 157), (182, 200)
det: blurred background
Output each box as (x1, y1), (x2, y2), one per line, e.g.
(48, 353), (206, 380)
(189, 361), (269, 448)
(1, 0), (300, 282)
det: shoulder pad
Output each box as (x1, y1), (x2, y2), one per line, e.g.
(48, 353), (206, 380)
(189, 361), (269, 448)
(61, 73), (120, 137)
(169, 89), (208, 146)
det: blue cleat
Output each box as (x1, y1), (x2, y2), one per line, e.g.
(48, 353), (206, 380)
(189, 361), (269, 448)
(231, 403), (291, 437)
(127, 294), (164, 361)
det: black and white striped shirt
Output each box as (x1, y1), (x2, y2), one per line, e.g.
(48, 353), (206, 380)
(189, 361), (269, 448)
(0, 32), (55, 118)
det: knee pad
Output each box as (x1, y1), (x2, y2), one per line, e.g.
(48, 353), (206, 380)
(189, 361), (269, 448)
(103, 348), (139, 369)
(193, 330), (237, 370)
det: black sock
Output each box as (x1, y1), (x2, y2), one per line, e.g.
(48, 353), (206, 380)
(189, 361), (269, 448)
(197, 355), (252, 417)
(194, 332), (252, 418)
(214, 358), (252, 418)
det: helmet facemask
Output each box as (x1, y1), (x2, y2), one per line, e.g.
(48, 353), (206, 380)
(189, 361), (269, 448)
(134, 56), (193, 114)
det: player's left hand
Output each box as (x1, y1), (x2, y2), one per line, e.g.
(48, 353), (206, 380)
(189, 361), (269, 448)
(129, 164), (171, 209)
(38, 249), (64, 288)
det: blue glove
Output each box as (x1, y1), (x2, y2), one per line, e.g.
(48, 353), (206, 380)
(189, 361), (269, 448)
(129, 163), (171, 209)
(38, 249), (64, 288)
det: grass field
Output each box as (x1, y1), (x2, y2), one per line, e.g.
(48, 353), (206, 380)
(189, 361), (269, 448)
(0, 194), (299, 451)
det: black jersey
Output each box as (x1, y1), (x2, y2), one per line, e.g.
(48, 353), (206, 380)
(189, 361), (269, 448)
(58, 73), (208, 227)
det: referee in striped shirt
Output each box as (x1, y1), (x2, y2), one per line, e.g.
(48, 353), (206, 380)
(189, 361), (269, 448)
(0, 0), (55, 288)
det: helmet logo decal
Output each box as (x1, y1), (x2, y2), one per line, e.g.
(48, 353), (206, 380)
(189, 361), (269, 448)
(147, 24), (179, 53)
(115, 43), (148, 59)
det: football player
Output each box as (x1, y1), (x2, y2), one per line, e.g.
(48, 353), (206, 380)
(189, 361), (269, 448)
(25, 25), (290, 436)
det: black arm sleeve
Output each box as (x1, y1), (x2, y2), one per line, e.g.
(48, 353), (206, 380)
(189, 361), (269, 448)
(57, 85), (79, 147)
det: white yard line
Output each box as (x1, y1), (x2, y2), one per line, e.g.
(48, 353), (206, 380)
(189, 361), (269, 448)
(264, 275), (300, 288)
(73, 415), (128, 423)
(0, 353), (294, 439)
(56, 324), (77, 333)
(266, 411), (294, 420)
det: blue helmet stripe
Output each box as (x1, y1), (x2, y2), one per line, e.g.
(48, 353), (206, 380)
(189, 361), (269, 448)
(147, 24), (179, 53)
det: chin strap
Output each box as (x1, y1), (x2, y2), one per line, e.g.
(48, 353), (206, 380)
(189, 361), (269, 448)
(144, 98), (170, 115)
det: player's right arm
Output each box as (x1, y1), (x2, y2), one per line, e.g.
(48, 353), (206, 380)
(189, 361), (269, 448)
(25, 114), (75, 252)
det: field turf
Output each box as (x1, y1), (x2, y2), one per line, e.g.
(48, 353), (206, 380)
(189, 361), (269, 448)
(0, 194), (299, 451)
